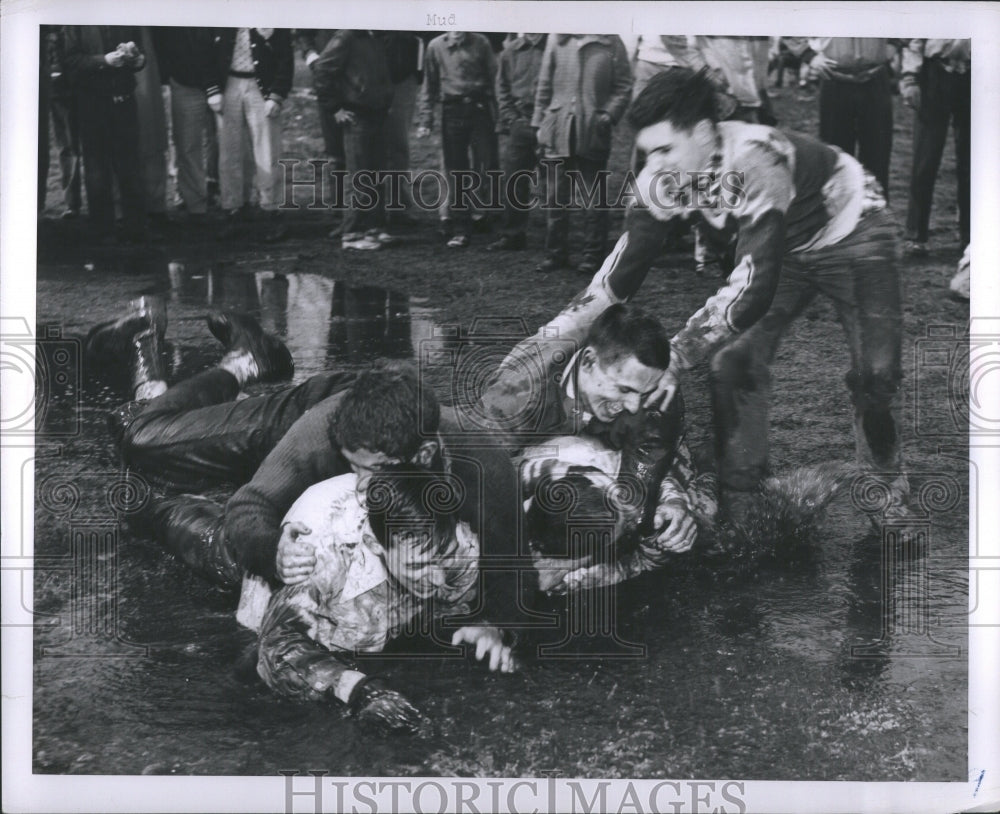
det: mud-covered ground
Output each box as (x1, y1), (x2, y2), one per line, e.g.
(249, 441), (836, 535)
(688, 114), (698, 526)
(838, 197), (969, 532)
(32, 66), (970, 779)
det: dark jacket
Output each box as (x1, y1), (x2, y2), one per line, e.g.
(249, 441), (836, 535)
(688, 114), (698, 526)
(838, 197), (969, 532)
(151, 26), (216, 90)
(207, 27), (294, 101)
(496, 33), (546, 128)
(63, 25), (147, 97)
(312, 30), (394, 115)
(532, 34), (633, 160)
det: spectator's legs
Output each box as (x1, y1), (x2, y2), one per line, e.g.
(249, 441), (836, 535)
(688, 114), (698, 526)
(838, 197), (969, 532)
(169, 79), (209, 214)
(905, 60), (952, 245)
(952, 69), (971, 248)
(219, 78), (249, 212)
(543, 154), (574, 263)
(468, 101), (499, 223)
(242, 84), (282, 211)
(385, 75), (418, 210)
(500, 120), (538, 240)
(340, 109), (388, 239)
(440, 100), (473, 238)
(856, 70), (894, 202)
(109, 95), (147, 238)
(38, 58), (51, 213)
(51, 90), (83, 214)
(819, 78), (859, 160)
(77, 92), (117, 236)
(578, 155), (610, 264)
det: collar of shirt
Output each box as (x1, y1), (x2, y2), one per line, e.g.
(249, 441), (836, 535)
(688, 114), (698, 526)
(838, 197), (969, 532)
(556, 34), (612, 47)
(559, 349), (594, 424)
(445, 31), (470, 49)
(513, 34), (545, 50)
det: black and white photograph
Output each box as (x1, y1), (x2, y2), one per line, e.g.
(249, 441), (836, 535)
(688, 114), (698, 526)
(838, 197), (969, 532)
(2, 2), (999, 813)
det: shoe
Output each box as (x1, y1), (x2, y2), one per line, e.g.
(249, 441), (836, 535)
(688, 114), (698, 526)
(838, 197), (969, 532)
(470, 215), (492, 234)
(206, 309), (294, 384)
(61, 208), (79, 220)
(486, 234), (527, 251)
(85, 295), (168, 365)
(903, 240), (929, 257)
(577, 255), (602, 275)
(949, 246), (970, 302)
(534, 255), (572, 273)
(446, 234), (469, 248)
(130, 328), (169, 400)
(365, 229), (396, 246)
(342, 234), (383, 251)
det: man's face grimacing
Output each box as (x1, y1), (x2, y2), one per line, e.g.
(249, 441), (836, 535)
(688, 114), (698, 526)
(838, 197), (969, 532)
(341, 447), (403, 488)
(576, 348), (664, 423)
(635, 118), (716, 202)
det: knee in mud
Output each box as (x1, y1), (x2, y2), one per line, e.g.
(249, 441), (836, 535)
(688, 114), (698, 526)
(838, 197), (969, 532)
(710, 345), (764, 392)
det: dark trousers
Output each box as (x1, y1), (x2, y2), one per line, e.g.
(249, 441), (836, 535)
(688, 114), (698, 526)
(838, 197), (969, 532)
(341, 108), (388, 236)
(710, 208), (904, 497)
(118, 368), (358, 587)
(317, 102), (346, 169)
(51, 92), (84, 213)
(543, 153), (609, 261)
(500, 119), (539, 237)
(819, 69), (893, 201)
(77, 91), (145, 236)
(440, 98), (498, 233)
(38, 66), (50, 212)
(905, 59), (971, 246)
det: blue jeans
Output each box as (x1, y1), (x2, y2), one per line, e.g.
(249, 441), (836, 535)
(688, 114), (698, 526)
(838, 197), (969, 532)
(440, 98), (498, 232)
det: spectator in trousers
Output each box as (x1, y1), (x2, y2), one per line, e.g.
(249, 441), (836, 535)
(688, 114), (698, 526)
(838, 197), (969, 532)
(382, 31), (424, 221)
(134, 27), (169, 228)
(533, 34), (632, 274)
(294, 30), (346, 171)
(313, 30), (395, 251)
(416, 31), (499, 249)
(805, 38), (894, 202)
(208, 27), (293, 242)
(696, 36), (776, 125)
(900, 38), (970, 257)
(63, 25), (150, 244)
(487, 32), (547, 252)
(152, 27), (217, 221)
(42, 26), (83, 218)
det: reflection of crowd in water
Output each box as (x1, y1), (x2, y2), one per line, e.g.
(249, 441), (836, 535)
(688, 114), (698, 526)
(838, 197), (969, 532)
(69, 29), (972, 734)
(40, 30), (969, 294)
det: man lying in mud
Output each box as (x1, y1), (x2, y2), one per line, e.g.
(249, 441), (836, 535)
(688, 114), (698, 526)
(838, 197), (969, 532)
(504, 66), (910, 533)
(247, 465), (513, 734)
(88, 304), (531, 670)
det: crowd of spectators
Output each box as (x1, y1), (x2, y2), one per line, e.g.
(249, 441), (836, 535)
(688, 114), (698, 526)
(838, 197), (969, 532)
(39, 29), (971, 295)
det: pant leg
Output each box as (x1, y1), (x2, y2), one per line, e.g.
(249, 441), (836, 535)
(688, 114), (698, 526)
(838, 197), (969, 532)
(317, 102), (346, 169)
(77, 92), (116, 235)
(440, 101), (472, 232)
(38, 64), (51, 213)
(710, 273), (817, 493)
(51, 91), (83, 211)
(241, 81), (283, 211)
(544, 154), (573, 259)
(905, 60), (952, 243)
(809, 209), (905, 484)
(468, 101), (499, 219)
(385, 75), (417, 208)
(340, 109), (387, 236)
(818, 78), (858, 159)
(578, 155), (610, 259)
(501, 120), (538, 236)
(856, 71), (893, 202)
(119, 369), (357, 486)
(219, 79), (249, 211)
(205, 106), (220, 188)
(170, 79), (208, 214)
(109, 95), (146, 235)
(951, 69), (971, 248)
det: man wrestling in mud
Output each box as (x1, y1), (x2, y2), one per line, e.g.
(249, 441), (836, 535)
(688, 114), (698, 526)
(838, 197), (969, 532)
(512, 66), (910, 532)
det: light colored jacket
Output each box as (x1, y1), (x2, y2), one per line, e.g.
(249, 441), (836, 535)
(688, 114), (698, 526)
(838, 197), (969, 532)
(531, 34), (632, 160)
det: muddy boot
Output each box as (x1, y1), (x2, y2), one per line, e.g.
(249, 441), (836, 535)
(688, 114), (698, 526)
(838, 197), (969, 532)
(206, 309), (294, 386)
(133, 493), (242, 589)
(85, 295), (167, 366)
(129, 328), (169, 401)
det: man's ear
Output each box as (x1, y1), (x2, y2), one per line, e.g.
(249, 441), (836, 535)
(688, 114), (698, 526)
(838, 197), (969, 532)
(580, 346), (597, 371)
(411, 439), (440, 469)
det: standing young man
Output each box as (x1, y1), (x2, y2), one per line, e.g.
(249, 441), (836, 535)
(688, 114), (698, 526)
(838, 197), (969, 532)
(519, 67), (909, 529)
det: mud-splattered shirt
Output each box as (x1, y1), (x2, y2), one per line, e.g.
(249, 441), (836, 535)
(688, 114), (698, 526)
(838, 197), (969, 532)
(552, 121), (888, 371)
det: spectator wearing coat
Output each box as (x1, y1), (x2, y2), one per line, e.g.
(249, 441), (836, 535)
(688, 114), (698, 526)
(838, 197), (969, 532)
(532, 34), (632, 274)
(208, 27), (294, 240)
(42, 26), (83, 218)
(63, 25), (149, 243)
(488, 33), (547, 252)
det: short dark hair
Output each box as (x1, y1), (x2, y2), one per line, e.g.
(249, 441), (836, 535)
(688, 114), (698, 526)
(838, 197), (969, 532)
(525, 470), (618, 561)
(584, 303), (671, 371)
(627, 66), (720, 131)
(334, 363), (440, 460)
(366, 464), (458, 557)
